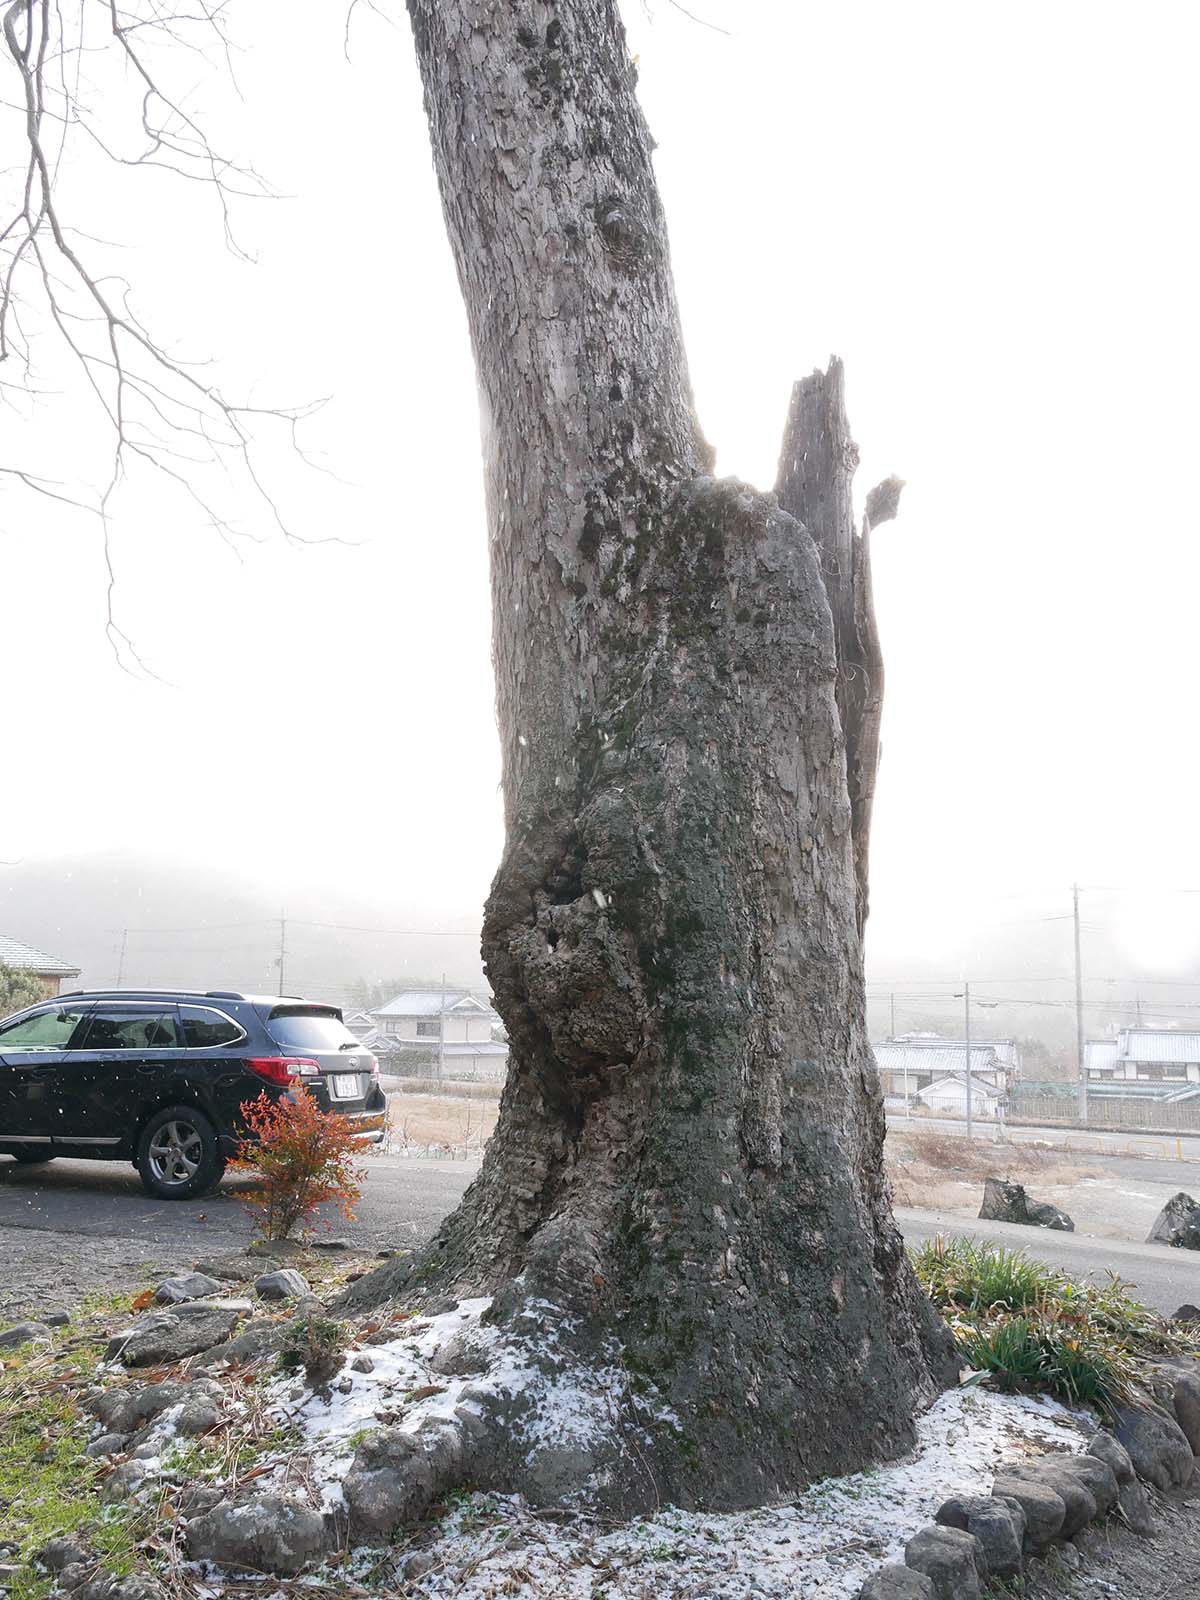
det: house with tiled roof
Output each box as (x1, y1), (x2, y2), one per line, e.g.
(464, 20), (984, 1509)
(1084, 1029), (1200, 1100)
(0, 933), (81, 999)
(369, 988), (509, 1083)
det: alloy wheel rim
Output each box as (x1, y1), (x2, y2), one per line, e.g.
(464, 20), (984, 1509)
(147, 1120), (203, 1186)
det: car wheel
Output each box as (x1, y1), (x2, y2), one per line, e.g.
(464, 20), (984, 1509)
(136, 1106), (225, 1200)
(10, 1150), (56, 1164)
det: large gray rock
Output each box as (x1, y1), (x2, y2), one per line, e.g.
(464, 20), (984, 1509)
(1052, 1452), (1118, 1517)
(186, 1497), (325, 1576)
(90, 1379), (222, 1437)
(932, 1494), (1022, 1575)
(1149, 1193), (1200, 1249)
(903, 1525), (984, 1600)
(978, 1177), (1073, 1231)
(858, 1566), (936, 1600)
(195, 1256), (259, 1284)
(343, 1422), (464, 1539)
(0, 1321), (52, 1349)
(1118, 1474), (1155, 1535)
(191, 1321), (283, 1370)
(1087, 1429), (1134, 1485)
(154, 1274), (222, 1306)
(254, 1269), (308, 1302)
(1114, 1402), (1195, 1491)
(1167, 1369), (1200, 1454)
(107, 1303), (242, 1367)
(1004, 1461), (1096, 1536)
(991, 1474), (1065, 1550)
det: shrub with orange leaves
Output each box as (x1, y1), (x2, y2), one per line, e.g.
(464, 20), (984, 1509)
(230, 1089), (366, 1243)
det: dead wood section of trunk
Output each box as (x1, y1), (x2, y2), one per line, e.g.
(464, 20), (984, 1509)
(337, 0), (955, 1522)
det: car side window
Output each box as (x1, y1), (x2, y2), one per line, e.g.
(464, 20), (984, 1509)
(180, 1006), (244, 1049)
(0, 1007), (88, 1050)
(80, 1009), (182, 1050)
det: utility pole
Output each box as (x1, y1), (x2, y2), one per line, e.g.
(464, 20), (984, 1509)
(1073, 882), (1088, 1123)
(277, 912), (287, 997)
(116, 929), (128, 988)
(964, 980), (973, 1142)
(890, 991), (896, 1039)
(438, 971), (447, 1089)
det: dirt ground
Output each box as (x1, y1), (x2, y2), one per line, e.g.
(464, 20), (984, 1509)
(381, 1088), (499, 1155)
(886, 1128), (1190, 1244)
(1023, 1486), (1200, 1599)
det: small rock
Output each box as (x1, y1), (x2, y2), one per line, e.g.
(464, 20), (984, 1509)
(186, 1496), (325, 1576)
(1114, 1401), (1195, 1491)
(194, 1256), (259, 1284)
(992, 1474), (1065, 1551)
(904, 1525), (984, 1600)
(0, 1566), (22, 1585)
(979, 1177), (1074, 1231)
(100, 1462), (151, 1504)
(0, 1321), (53, 1349)
(375, 1249), (395, 1259)
(57, 1563), (93, 1592)
(336, 1377), (353, 1394)
(154, 1273), (222, 1306)
(858, 1570), (936, 1600)
(1117, 1474), (1155, 1535)
(311, 1238), (350, 1252)
(37, 1538), (90, 1574)
(85, 1434), (128, 1459)
(1148, 1193), (1200, 1250)
(1171, 1302), (1200, 1323)
(350, 1355), (375, 1374)
(173, 1484), (224, 1519)
(74, 1576), (163, 1600)
(254, 1269), (309, 1302)
(42, 1312), (70, 1328)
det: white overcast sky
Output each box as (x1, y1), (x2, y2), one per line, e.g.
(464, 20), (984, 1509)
(3, 0), (1199, 976)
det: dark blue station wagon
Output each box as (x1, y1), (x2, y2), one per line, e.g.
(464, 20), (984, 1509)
(0, 990), (386, 1199)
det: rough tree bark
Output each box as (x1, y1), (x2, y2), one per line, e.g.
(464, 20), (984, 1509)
(339, 0), (955, 1522)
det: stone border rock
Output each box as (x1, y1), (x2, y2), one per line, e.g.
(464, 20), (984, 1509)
(856, 1366), (1200, 1600)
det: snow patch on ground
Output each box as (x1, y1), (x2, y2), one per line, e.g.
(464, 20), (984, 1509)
(275, 1293), (675, 1510)
(372, 1387), (1092, 1600)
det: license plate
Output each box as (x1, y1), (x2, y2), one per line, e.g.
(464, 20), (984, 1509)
(332, 1074), (360, 1100)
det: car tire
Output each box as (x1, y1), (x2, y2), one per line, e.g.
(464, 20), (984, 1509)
(10, 1150), (55, 1164)
(136, 1106), (225, 1200)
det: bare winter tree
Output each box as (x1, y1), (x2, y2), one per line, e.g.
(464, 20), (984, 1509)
(8, 0), (955, 1527)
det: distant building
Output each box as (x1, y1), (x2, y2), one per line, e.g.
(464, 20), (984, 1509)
(365, 988), (509, 1082)
(871, 1039), (1015, 1103)
(0, 933), (81, 999)
(916, 1073), (1006, 1120)
(1084, 1030), (1200, 1098)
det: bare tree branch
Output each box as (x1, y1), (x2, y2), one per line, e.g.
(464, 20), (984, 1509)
(1, 0), (344, 670)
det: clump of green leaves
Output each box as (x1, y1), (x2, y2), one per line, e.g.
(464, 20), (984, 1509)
(278, 1313), (350, 1386)
(913, 1235), (1200, 1413)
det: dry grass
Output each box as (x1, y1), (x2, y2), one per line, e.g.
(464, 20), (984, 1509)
(886, 1130), (1100, 1209)
(380, 1091), (499, 1157)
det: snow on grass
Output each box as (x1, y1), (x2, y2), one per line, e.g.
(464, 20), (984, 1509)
(361, 1387), (1093, 1600)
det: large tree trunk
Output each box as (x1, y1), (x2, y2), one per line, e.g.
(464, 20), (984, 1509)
(340, 0), (955, 1521)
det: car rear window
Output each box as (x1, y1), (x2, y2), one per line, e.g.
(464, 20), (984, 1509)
(265, 1008), (360, 1052)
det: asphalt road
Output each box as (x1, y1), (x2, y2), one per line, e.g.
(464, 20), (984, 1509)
(4, 1149), (1200, 1315)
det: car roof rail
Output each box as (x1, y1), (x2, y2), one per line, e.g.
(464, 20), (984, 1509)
(204, 990), (246, 1000)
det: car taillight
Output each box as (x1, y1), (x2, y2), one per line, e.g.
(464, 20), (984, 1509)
(368, 1055), (379, 1078)
(244, 1057), (321, 1087)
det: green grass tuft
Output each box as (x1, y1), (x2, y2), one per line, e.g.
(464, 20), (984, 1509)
(912, 1235), (1200, 1413)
